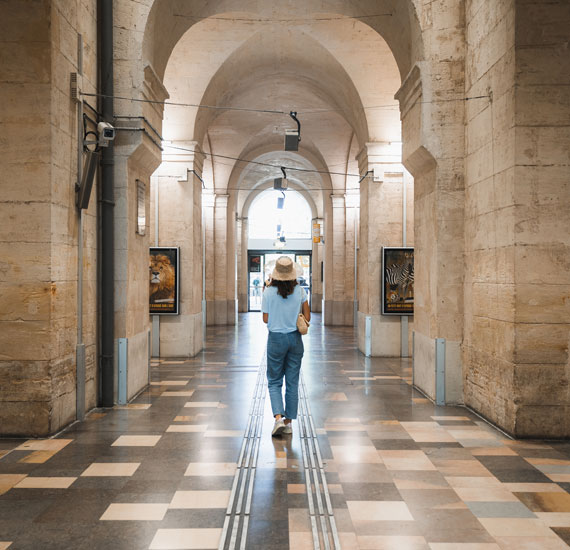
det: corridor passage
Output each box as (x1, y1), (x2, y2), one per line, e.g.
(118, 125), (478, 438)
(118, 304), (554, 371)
(1, 315), (570, 550)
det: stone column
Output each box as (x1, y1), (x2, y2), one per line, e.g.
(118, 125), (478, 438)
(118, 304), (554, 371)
(237, 217), (249, 313)
(324, 195), (354, 325)
(202, 191), (215, 325)
(151, 142), (203, 357)
(204, 194), (236, 325)
(311, 218), (324, 312)
(357, 143), (413, 357)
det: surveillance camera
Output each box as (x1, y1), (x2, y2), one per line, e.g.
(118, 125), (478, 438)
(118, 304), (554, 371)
(97, 121), (115, 146)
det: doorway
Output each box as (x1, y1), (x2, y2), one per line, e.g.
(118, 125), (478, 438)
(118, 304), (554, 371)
(248, 251), (312, 311)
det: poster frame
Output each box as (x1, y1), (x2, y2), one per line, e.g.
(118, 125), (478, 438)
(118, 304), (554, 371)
(381, 246), (414, 316)
(149, 247), (180, 316)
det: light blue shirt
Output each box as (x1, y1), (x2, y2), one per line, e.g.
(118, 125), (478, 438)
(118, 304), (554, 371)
(262, 285), (307, 333)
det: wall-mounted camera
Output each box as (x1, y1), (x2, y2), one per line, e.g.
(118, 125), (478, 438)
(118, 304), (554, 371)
(97, 121), (115, 147)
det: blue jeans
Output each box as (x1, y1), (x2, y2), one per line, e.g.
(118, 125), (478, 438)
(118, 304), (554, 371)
(266, 330), (304, 420)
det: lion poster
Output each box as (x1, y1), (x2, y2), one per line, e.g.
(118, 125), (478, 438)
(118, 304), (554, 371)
(149, 247), (180, 315)
(381, 247), (414, 316)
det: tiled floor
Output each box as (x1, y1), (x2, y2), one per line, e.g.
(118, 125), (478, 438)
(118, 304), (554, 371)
(1, 314), (570, 549)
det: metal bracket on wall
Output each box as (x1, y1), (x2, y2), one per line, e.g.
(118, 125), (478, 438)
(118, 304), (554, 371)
(118, 337), (128, 405)
(435, 338), (446, 406)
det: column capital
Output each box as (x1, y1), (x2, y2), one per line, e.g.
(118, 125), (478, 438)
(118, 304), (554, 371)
(356, 142), (403, 181)
(214, 194), (230, 208)
(202, 190), (215, 208)
(161, 141), (205, 178)
(331, 194), (346, 208)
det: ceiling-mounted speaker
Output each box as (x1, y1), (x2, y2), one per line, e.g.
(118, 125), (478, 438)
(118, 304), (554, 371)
(76, 150), (99, 209)
(284, 130), (299, 151)
(273, 177), (288, 190)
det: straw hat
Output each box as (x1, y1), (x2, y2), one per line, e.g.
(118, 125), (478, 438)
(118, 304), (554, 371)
(268, 256), (303, 281)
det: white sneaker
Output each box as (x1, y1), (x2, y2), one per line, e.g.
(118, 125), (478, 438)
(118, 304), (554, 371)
(283, 422), (292, 435)
(272, 418), (286, 436)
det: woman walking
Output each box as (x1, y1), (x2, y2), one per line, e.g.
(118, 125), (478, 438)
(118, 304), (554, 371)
(262, 256), (310, 436)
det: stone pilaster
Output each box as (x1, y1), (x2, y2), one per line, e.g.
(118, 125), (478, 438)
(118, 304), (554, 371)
(151, 141), (204, 357)
(356, 143), (414, 357)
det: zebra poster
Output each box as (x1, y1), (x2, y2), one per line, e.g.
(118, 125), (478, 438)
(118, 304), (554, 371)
(382, 247), (414, 315)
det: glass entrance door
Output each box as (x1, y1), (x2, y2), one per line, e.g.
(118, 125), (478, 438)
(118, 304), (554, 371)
(248, 252), (312, 311)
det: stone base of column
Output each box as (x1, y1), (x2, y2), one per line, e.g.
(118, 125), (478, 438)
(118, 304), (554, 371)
(413, 330), (462, 404)
(238, 293), (248, 313)
(357, 312), (401, 357)
(207, 300), (237, 325)
(311, 293), (323, 312)
(324, 300), (354, 326)
(159, 312), (203, 357)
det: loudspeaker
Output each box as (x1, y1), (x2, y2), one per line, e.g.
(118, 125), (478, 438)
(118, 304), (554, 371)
(284, 130), (299, 151)
(76, 150), (99, 209)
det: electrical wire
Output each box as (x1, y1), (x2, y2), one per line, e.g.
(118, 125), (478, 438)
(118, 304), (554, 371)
(171, 13), (393, 23)
(81, 91), (491, 117)
(165, 144), (362, 178)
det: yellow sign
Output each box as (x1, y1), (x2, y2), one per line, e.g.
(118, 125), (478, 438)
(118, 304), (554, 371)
(312, 223), (321, 243)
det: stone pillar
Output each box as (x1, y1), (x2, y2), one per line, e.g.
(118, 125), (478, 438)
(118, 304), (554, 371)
(202, 192), (215, 325)
(237, 217), (249, 313)
(204, 194), (236, 325)
(311, 218), (324, 312)
(324, 195), (354, 325)
(151, 142), (203, 357)
(356, 143), (414, 357)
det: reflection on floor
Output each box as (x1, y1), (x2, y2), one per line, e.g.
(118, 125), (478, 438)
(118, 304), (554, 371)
(1, 313), (570, 549)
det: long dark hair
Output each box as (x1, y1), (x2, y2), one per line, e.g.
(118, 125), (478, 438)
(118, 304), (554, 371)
(270, 279), (298, 299)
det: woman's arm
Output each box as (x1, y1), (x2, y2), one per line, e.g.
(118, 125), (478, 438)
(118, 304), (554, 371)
(302, 300), (310, 322)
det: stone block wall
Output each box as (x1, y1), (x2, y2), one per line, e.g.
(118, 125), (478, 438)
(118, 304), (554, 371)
(463, 0), (570, 437)
(0, 0), (98, 436)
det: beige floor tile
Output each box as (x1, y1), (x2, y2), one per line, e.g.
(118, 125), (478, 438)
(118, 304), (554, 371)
(184, 402), (219, 408)
(331, 445), (383, 464)
(446, 477), (502, 488)
(526, 458), (570, 466)
(18, 450), (58, 464)
(174, 416), (196, 422)
(289, 508), (311, 532)
(326, 417), (361, 423)
(436, 460), (493, 477)
(478, 518), (556, 537)
(494, 535), (569, 549)
(347, 501), (414, 522)
(325, 392), (348, 401)
(169, 490), (230, 509)
(287, 483), (306, 494)
(111, 435), (161, 447)
(471, 447), (518, 456)
(547, 474), (570, 482)
(289, 532), (314, 549)
(15, 439), (73, 452)
(0, 543), (12, 550)
(149, 528), (221, 549)
(184, 462), (236, 476)
(161, 391), (195, 397)
(204, 430), (242, 437)
(166, 425), (207, 433)
(325, 424), (367, 432)
(0, 474), (28, 495)
(454, 487), (518, 502)
(81, 463), (140, 477)
(431, 416), (472, 421)
(515, 492), (570, 512)
(15, 477), (76, 489)
(394, 479), (447, 490)
(150, 381), (188, 386)
(100, 503), (169, 521)
(114, 404), (152, 410)
(535, 512), (570, 527)
(502, 483), (565, 493)
(447, 429), (500, 441)
(401, 422), (457, 443)
(380, 450), (436, 471)
(338, 532), (360, 550)
(358, 535), (428, 549)
(429, 544), (500, 549)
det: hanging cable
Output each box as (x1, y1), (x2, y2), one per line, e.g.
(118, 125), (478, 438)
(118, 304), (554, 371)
(171, 13), (393, 23)
(80, 91), (491, 117)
